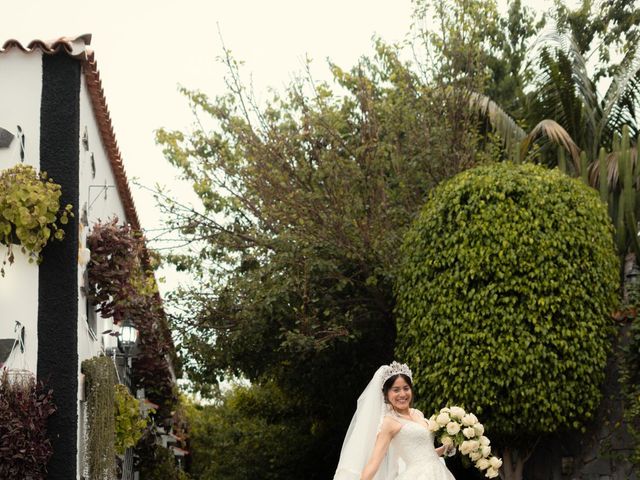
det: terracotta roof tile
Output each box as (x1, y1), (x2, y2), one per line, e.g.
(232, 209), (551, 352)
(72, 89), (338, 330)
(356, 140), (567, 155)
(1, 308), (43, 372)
(0, 34), (141, 230)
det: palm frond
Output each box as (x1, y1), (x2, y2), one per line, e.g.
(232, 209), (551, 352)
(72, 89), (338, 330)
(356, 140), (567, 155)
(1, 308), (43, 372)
(601, 49), (640, 144)
(468, 92), (526, 154)
(533, 29), (600, 156)
(521, 119), (582, 169)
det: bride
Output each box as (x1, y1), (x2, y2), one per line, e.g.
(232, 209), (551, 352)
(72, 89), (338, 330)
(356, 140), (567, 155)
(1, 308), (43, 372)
(334, 362), (456, 480)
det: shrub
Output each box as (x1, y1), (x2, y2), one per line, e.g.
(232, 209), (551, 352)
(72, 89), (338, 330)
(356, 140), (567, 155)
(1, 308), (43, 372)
(0, 370), (56, 480)
(395, 162), (619, 440)
(187, 382), (317, 480)
(137, 439), (189, 480)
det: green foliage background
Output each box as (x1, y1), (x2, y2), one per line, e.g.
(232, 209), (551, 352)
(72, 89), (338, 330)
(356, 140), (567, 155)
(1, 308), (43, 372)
(137, 441), (190, 480)
(157, 37), (483, 478)
(152, 0), (640, 476)
(396, 163), (619, 442)
(186, 383), (317, 480)
(114, 384), (148, 455)
(620, 280), (640, 466)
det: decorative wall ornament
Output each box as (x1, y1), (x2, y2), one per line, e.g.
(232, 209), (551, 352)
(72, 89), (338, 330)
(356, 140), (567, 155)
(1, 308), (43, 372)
(90, 152), (96, 178)
(82, 126), (89, 151)
(0, 127), (13, 148)
(16, 126), (25, 162)
(81, 202), (89, 226)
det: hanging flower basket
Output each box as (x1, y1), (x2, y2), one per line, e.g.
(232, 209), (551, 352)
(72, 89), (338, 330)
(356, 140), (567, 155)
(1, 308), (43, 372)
(0, 164), (73, 275)
(0, 369), (56, 480)
(5, 368), (35, 385)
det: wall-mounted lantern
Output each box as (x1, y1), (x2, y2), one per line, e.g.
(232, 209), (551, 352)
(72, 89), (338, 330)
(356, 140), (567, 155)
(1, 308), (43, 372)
(118, 318), (139, 357)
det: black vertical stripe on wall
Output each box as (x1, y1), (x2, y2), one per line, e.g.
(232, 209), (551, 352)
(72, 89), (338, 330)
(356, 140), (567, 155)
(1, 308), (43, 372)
(38, 52), (80, 480)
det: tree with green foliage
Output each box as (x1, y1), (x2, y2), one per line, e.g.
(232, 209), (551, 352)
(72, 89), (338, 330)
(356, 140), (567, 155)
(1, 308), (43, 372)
(473, 0), (640, 157)
(185, 382), (318, 480)
(155, 39), (484, 477)
(153, 0), (635, 477)
(395, 162), (619, 480)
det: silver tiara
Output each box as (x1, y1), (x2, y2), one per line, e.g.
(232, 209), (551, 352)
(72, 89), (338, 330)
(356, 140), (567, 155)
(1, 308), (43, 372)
(381, 361), (412, 383)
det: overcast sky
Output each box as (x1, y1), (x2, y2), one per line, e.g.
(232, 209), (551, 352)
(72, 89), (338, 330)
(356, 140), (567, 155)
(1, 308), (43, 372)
(5, 0), (559, 292)
(4, 0), (414, 228)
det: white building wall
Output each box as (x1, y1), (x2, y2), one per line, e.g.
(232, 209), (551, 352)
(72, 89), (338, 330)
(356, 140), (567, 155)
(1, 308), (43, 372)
(0, 51), (137, 480)
(0, 50), (43, 376)
(77, 70), (129, 478)
(77, 70), (128, 367)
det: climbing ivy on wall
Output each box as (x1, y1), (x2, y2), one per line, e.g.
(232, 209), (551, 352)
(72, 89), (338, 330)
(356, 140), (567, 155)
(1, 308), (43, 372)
(86, 218), (178, 419)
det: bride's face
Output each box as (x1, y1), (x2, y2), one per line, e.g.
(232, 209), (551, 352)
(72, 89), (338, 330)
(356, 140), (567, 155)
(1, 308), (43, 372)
(388, 376), (412, 411)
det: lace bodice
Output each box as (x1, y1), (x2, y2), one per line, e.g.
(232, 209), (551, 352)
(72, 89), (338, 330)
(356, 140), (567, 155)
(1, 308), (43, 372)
(386, 411), (455, 480)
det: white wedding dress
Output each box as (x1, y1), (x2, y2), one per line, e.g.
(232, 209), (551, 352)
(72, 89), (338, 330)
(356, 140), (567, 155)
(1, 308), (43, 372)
(387, 413), (456, 480)
(332, 366), (457, 480)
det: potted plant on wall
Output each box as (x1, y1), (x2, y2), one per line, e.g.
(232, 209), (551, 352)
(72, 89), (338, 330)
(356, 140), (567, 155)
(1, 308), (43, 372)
(0, 164), (73, 275)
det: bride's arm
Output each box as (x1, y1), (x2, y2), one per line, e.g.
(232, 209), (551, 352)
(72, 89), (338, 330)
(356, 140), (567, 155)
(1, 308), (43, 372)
(360, 418), (397, 480)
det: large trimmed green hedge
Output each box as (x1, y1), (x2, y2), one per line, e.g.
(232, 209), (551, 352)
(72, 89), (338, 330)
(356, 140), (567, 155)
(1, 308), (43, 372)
(395, 162), (619, 440)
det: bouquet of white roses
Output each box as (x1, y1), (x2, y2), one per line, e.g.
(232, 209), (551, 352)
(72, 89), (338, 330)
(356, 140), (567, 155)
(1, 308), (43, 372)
(427, 406), (502, 478)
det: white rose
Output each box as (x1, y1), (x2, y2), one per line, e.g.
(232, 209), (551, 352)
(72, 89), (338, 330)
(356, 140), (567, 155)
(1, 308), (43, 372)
(463, 427), (476, 439)
(450, 406), (466, 419)
(446, 421), (461, 435)
(460, 441), (473, 455)
(440, 407), (451, 414)
(479, 436), (490, 446)
(470, 451), (483, 461)
(460, 440), (480, 455)
(476, 458), (490, 470)
(441, 435), (454, 447)
(481, 446), (491, 458)
(486, 467), (499, 478)
(427, 420), (440, 432)
(462, 413), (477, 426)
(429, 414), (437, 423)
(474, 423), (485, 436)
(436, 412), (450, 426)
(489, 457), (503, 469)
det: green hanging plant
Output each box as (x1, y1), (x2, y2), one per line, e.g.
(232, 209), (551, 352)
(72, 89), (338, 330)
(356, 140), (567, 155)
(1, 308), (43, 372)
(0, 164), (73, 275)
(114, 384), (149, 455)
(81, 356), (117, 480)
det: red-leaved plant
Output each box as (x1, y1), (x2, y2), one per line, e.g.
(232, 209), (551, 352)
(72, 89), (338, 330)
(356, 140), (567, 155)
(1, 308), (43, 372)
(86, 218), (177, 418)
(0, 369), (57, 479)
(86, 218), (146, 322)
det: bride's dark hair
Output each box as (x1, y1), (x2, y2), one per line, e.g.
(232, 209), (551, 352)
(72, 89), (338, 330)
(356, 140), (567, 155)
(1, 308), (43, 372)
(382, 374), (413, 404)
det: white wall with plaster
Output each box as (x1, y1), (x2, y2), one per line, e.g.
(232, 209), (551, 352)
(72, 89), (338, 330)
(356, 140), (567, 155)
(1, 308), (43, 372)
(0, 50), (43, 376)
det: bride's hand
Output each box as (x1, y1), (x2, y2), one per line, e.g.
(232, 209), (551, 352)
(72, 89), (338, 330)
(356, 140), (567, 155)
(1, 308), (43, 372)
(437, 444), (456, 457)
(444, 444), (456, 457)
